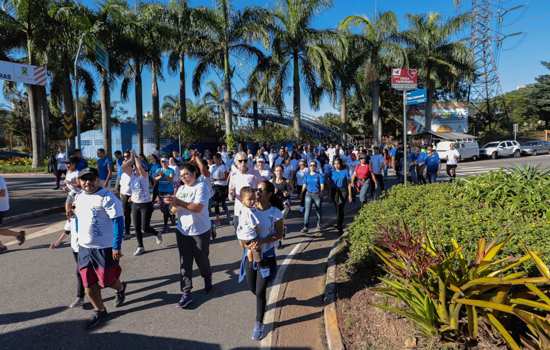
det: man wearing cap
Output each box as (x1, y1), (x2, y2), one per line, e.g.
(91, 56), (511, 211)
(73, 167), (126, 330)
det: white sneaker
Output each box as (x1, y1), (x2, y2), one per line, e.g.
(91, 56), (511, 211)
(134, 247), (145, 256)
(155, 233), (163, 245)
(69, 297), (84, 308)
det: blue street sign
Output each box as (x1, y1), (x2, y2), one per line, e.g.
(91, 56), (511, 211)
(406, 88), (427, 105)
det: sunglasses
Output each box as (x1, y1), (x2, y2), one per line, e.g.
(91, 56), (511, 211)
(237, 159), (246, 163)
(309, 164), (317, 167)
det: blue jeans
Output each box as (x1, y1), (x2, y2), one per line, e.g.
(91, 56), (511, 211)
(427, 170), (438, 183)
(359, 179), (371, 203)
(303, 192), (322, 228)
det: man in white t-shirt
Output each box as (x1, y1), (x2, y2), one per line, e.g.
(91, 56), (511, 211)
(228, 152), (261, 231)
(0, 175), (25, 252)
(54, 147), (68, 189)
(73, 167), (127, 330)
(445, 143), (461, 181)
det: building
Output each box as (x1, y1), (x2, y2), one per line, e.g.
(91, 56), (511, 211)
(79, 121), (175, 159)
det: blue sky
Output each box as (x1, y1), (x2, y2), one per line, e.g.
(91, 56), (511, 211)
(4, 0), (549, 118)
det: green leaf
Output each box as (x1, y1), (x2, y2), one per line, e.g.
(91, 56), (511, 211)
(487, 313), (521, 350)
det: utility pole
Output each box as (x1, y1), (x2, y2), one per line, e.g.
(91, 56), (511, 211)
(74, 34), (86, 150)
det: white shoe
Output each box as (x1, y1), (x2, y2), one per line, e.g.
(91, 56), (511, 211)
(69, 297), (84, 308)
(155, 233), (163, 245)
(134, 247), (145, 256)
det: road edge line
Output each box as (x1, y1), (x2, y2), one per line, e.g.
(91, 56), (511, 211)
(323, 233), (348, 350)
(3, 206), (65, 225)
(260, 240), (305, 349)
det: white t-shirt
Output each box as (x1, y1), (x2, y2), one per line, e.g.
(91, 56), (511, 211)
(199, 175), (214, 199)
(236, 206), (259, 241)
(255, 206), (283, 253)
(56, 152), (67, 171)
(64, 170), (79, 193)
(130, 174), (151, 203)
(119, 173), (132, 196)
(446, 149), (461, 165)
(210, 163), (228, 186)
(175, 181), (211, 236)
(74, 188), (123, 249)
(229, 172), (260, 216)
(0, 176), (9, 212)
(258, 168), (272, 181)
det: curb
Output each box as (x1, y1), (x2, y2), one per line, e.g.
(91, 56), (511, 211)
(323, 233), (348, 350)
(3, 206), (65, 225)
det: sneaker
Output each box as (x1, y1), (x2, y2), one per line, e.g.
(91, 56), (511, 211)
(300, 227), (308, 233)
(85, 309), (108, 330)
(251, 321), (265, 341)
(69, 297), (84, 308)
(156, 232), (163, 245)
(16, 231), (26, 245)
(299, 206), (304, 213)
(204, 277), (213, 294)
(277, 240), (283, 249)
(133, 247), (145, 256)
(178, 293), (193, 308)
(316, 224), (322, 231)
(0, 245), (7, 253)
(114, 282), (127, 307)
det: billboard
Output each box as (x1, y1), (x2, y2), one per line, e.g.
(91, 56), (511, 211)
(407, 101), (469, 135)
(0, 60), (47, 86)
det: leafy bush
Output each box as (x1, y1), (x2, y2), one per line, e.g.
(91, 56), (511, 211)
(0, 158), (47, 173)
(373, 225), (550, 349)
(346, 168), (550, 270)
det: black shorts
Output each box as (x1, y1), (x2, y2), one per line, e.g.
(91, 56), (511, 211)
(446, 164), (458, 171)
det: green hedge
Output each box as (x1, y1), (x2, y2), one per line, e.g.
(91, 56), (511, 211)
(347, 167), (550, 270)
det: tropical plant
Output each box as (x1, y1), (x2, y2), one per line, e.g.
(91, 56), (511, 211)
(373, 225), (550, 348)
(340, 11), (403, 144)
(191, 0), (269, 144)
(269, 0), (333, 139)
(399, 12), (473, 132)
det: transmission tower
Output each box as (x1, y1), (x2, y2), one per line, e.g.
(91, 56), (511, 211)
(467, 0), (524, 133)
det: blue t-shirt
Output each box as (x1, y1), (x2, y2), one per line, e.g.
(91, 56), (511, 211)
(426, 153), (440, 171)
(370, 154), (385, 175)
(155, 167), (175, 193)
(116, 158), (123, 177)
(97, 157), (111, 180)
(389, 147), (397, 158)
(416, 151), (428, 166)
(303, 171), (325, 193)
(331, 169), (350, 189)
(76, 158), (87, 171)
(149, 163), (161, 181)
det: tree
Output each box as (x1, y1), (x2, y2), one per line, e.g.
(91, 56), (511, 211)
(269, 0), (333, 139)
(530, 61), (550, 124)
(399, 12), (472, 132)
(192, 0), (269, 145)
(1, 0), (52, 166)
(340, 11), (403, 144)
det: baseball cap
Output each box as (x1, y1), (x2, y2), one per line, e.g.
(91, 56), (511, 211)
(78, 167), (99, 179)
(161, 157), (168, 162)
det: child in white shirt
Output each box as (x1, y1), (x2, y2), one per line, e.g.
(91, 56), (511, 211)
(236, 187), (261, 263)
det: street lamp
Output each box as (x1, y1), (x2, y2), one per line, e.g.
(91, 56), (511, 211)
(74, 33), (86, 150)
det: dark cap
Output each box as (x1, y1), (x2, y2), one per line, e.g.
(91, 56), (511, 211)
(78, 167), (99, 179)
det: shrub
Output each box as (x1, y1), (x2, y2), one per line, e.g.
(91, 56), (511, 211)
(346, 168), (550, 271)
(373, 225), (550, 349)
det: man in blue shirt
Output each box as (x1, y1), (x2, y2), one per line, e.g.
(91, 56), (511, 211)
(73, 149), (88, 171)
(426, 146), (440, 183)
(154, 158), (176, 231)
(369, 147), (385, 199)
(96, 148), (112, 188)
(301, 161), (325, 233)
(415, 147), (428, 185)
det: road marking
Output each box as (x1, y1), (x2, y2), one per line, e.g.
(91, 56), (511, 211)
(261, 240), (305, 349)
(4, 220), (65, 247)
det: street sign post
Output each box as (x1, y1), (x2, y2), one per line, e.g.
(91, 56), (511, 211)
(0, 60), (47, 86)
(406, 88), (427, 106)
(391, 68), (418, 185)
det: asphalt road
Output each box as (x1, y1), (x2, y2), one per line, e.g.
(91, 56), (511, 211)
(0, 199), (341, 350)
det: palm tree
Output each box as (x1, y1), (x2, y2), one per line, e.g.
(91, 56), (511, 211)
(119, 3), (149, 154)
(244, 54), (281, 128)
(322, 33), (368, 126)
(1, 0), (51, 167)
(192, 0), (269, 145)
(399, 12), (472, 132)
(269, 0), (333, 139)
(340, 11), (403, 144)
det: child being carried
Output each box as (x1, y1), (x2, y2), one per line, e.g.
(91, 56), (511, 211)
(236, 187), (262, 263)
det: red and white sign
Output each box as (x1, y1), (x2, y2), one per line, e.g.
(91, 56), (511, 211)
(391, 68), (418, 90)
(0, 60), (47, 86)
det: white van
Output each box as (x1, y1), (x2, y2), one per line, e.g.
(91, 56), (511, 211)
(436, 140), (480, 161)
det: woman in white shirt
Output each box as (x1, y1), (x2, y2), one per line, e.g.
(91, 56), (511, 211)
(255, 158), (272, 180)
(210, 153), (229, 225)
(239, 179), (284, 341)
(127, 152), (160, 255)
(169, 162), (213, 309)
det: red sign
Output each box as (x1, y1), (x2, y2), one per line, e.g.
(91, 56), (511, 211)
(391, 68), (418, 90)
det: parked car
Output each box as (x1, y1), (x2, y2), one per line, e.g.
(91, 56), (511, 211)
(479, 140), (521, 159)
(436, 140), (480, 161)
(520, 140), (550, 156)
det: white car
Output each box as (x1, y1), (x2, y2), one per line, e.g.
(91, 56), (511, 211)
(480, 140), (521, 159)
(436, 140), (480, 161)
